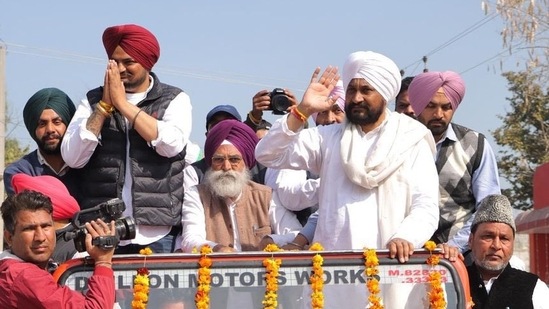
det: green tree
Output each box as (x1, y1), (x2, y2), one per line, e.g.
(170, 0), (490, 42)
(492, 71), (549, 210)
(4, 138), (29, 166)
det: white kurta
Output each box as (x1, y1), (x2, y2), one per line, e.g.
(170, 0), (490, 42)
(255, 112), (439, 250)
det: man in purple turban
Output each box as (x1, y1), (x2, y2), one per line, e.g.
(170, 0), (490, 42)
(61, 24), (192, 254)
(408, 70), (501, 256)
(181, 119), (301, 254)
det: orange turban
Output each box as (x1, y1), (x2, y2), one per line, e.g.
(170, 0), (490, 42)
(12, 174), (79, 221)
(102, 24), (160, 71)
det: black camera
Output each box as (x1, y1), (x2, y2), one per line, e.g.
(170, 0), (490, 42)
(58, 198), (136, 252)
(268, 88), (291, 115)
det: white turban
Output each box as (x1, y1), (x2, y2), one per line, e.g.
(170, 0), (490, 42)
(342, 51), (401, 103)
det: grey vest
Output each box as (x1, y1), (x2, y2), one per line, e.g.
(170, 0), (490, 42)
(431, 123), (484, 243)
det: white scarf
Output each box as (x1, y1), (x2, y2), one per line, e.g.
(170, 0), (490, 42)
(340, 111), (435, 189)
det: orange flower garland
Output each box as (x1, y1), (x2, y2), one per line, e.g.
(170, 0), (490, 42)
(263, 244), (282, 309)
(424, 241), (446, 309)
(309, 243), (324, 309)
(132, 247), (153, 309)
(364, 248), (383, 309)
(195, 245), (213, 309)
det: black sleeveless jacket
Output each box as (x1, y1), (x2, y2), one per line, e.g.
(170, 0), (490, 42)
(79, 73), (186, 226)
(467, 263), (538, 308)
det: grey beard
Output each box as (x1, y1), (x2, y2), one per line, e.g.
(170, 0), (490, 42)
(475, 258), (508, 274)
(204, 169), (251, 199)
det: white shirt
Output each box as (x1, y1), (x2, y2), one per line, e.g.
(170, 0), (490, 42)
(61, 76), (192, 245)
(255, 114), (439, 250)
(180, 185), (301, 252)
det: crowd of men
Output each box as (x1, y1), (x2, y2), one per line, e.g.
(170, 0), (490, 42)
(1, 23), (548, 309)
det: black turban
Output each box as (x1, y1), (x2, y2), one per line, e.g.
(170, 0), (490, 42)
(23, 87), (76, 142)
(102, 24), (160, 71)
(204, 119), (259, 169)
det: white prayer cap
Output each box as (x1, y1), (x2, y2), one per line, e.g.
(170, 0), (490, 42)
(342, 51), (401, 102)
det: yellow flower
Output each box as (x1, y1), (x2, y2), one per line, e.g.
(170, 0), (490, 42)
(139, 247), (153, 255)
(132, 247), (153, 309)
(425, 244), (446, 309)
(310, 245), (325, 309)
(195, 245), (213, 309)
(264, 243), (282, 252)
(364, 248), (384, 308)
(309, 242), (324, 251)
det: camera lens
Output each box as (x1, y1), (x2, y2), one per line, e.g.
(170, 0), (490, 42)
(270, 88), (291, 115)
(115, 217), (137, 240)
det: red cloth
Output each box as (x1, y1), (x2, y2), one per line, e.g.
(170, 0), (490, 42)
(102, 24), (160, 71)
(11, 174), (79, 221)
(0, 257), (115, 309)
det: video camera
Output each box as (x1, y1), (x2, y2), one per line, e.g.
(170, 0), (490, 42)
(57, 198), (136, 252)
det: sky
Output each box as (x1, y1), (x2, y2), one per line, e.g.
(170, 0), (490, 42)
(0, 1), (525, 172)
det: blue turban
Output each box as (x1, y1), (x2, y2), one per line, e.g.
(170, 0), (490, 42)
(204, 119), (259, 168)
(23, 88), (76, 143)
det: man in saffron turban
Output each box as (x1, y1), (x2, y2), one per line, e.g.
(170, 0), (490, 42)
(408, 71), (500, 255)
(61, 24), (192, 253)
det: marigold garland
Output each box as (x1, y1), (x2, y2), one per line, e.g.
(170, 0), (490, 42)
(364, 248), (383, 309)
(309, 243), (325, 309)
(195, 245), (213, 309)
(132, 247), (153, 309)
(263, 244), (282, 309)
(424, 241), (446, 309)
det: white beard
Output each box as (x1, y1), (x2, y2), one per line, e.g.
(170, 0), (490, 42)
(204, 169), (251, 199)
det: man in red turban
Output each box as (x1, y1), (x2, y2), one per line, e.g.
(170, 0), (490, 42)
(61, 23), (192, 254)
(102, 24), (160, 71)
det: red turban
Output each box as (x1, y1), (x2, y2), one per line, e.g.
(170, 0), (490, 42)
(408, 71), (466, 115)
(204, 119), (259, 169)
(12, 174), (79, 221)
(102, 24), (160, 71)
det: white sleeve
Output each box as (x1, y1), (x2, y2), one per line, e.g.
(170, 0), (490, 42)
(183, 165), (200, 192)
(255, 115), (323, 175)
(268, 191), (302, 246)
(533, 279), (549, 309)
(60, 98), (100, 168)
(181, 186), (216, 252)
(151, 92), (192, 158)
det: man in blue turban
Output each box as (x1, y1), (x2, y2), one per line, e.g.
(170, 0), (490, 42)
(3, 88), (79, 200)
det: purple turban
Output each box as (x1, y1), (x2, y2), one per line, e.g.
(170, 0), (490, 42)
(204, 119), (259, 168)
(408, 71), (466, 115)
(102, 24), (160, 71)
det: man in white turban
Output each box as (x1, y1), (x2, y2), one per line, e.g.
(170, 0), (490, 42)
(255, 51), (440, 308)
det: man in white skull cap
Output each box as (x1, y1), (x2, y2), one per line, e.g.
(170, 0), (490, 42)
(255, 51), (440, 308)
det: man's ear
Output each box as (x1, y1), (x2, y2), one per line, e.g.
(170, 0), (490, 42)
(4, 230), (13, 248)
(467, 233), (473, 249)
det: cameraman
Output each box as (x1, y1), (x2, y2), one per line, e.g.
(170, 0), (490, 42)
(0, 191), (116, 308)
(245, 88), (299, 133)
